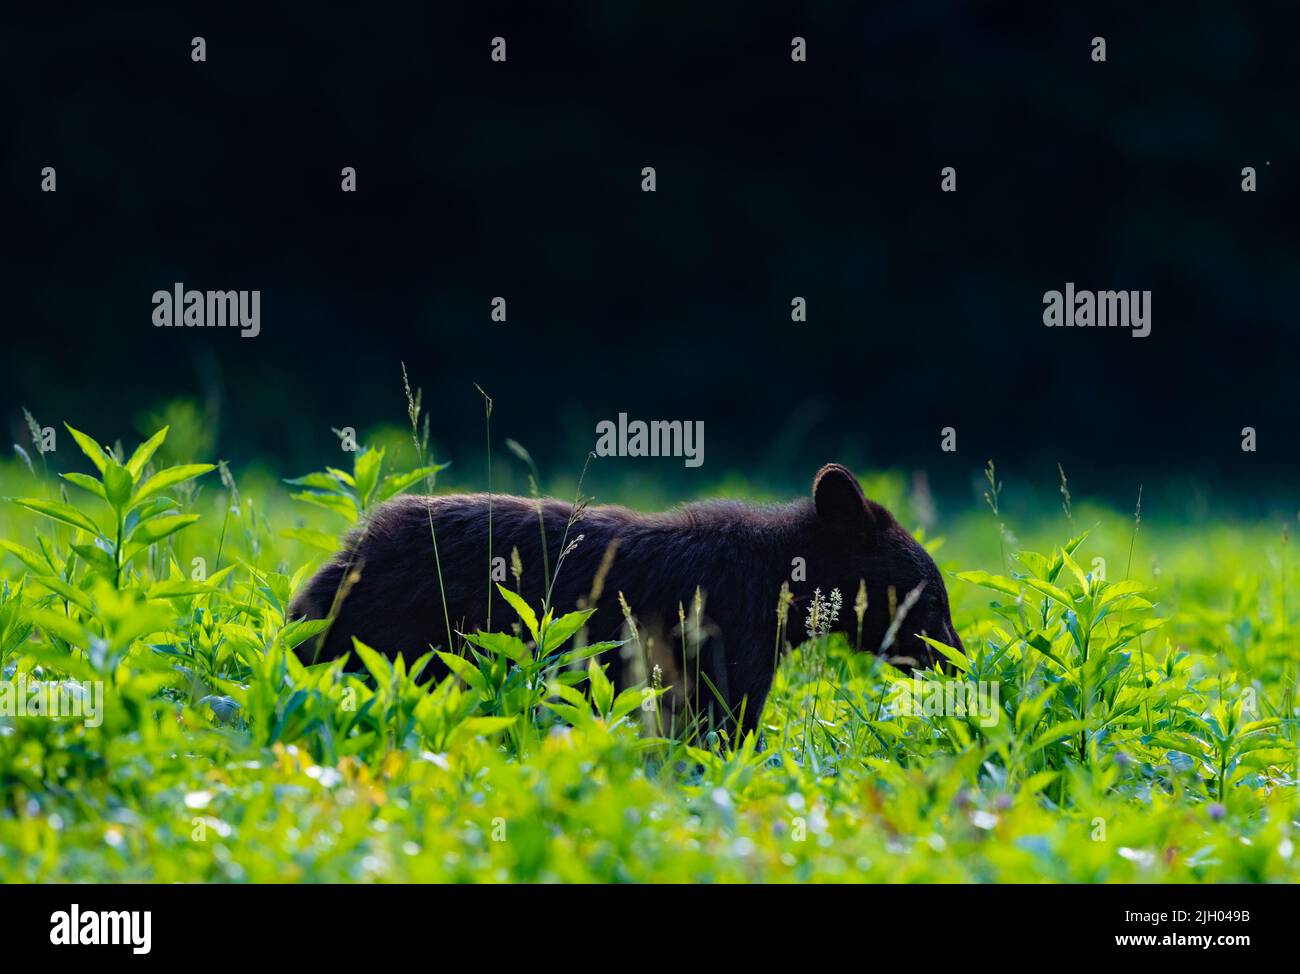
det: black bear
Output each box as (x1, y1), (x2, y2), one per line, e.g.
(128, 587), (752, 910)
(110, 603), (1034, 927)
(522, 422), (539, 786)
(289, 463), (962, 735)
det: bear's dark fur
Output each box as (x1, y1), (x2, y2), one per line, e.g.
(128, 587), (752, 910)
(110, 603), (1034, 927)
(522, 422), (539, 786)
(288, 464), (962, 734)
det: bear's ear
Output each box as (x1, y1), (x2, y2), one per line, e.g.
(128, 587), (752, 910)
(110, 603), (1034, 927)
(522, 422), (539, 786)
(813, 464), (880, 540)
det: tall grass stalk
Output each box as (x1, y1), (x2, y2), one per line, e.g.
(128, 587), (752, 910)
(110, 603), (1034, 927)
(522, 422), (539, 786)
(475, 384), (494, 632)
(1124, 485), (1152, 735)
(505, 438), (550, 598)
(402, 363), (455, 655)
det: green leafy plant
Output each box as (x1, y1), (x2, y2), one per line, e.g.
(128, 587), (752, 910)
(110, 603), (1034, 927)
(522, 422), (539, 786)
(0, 419), (1295, 883)
(445, 583), (627, 752)
(284, 444), (447, 540)
(5, 425), (212, 587)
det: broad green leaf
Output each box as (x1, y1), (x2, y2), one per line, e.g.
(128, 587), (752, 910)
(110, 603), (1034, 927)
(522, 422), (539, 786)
(1026, 578), (1075, 609)
(32, 575), (95, 614)
(458, 716), (517, 737)
(588, 659), (615, 716)
(540, 607), (596, 655)
(462, 629), (531, 664)
(126, 497), (179, 528)
(354, 448), (384, 504)
(375, 465), (446, 502)
(548, 681), (588, 708)
(435, 650), (486, 692)
(127, 514), (200, 549)
(290, 491), (358, 523)
(352, 639), (395, 686)
(1234, 735), (1284, 755)
(278, 617), (332, 648)
(5, 497), (103, 538)
(284, 472), (349, 492)
(1059, 547), (1089, 595)
(27, 608), (87, 649)
(103, 459), (134, 509)
(64, 424), (111, 473)
(1046, 532), (1090, 584)
(496, 585), (538, 642)
(955, 571), (1021, 598)
(610, 687), (648, 722)
(1099, 618), (1168, 654)
(1024, 630), (1069, 669)
(555, 639), (624, 668)
(131, 464), (215, 507)
(70, 543), (116, 572)
(541, 702), (586, 726)
(279, 527), (341, 552)
(1240, 718), (1282, 736)
(125, 427), (168, 480)
(918, 634), (971, 673)
(61, 472), (106, 500)
(1016, 550), (1050, 579)
(1028, 720), (1088, 754)
(1149, 732), (1209, 760)
(0, 538), (52, 573)
(145, 578), (229, 600)
(1096, 579), (1149, 609)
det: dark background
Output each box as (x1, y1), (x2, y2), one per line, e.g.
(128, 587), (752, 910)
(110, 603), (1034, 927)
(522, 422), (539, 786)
(4, 1), (1296, 503)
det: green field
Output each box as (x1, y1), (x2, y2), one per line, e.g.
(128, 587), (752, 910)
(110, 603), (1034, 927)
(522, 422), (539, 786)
(0, 416), (1296, 883)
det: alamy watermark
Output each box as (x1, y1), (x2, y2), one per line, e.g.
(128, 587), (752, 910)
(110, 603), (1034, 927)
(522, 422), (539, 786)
(0, 676), (104, 727)
(890, 675), (1001, 728)
(1043, 283), (1150, 338)
(595, 413), (704, 468)
(50, 904), (151, 954)
(152, 283), (260, 338)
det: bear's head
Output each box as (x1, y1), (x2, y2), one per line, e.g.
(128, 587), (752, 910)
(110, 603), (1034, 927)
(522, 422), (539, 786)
(808, 463), (962, 668)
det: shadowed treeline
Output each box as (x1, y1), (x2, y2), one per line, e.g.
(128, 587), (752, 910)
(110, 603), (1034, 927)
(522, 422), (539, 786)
(5, 1), (1297, 496)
